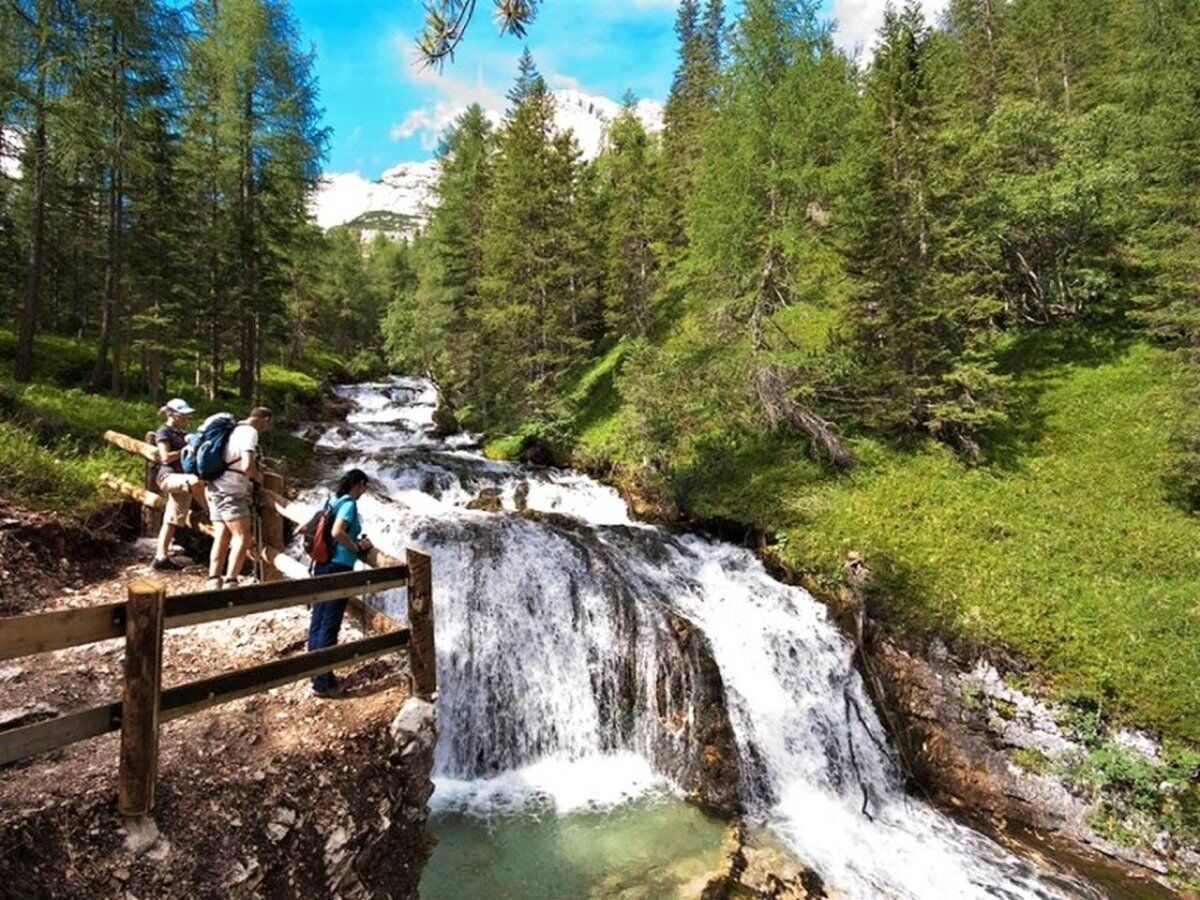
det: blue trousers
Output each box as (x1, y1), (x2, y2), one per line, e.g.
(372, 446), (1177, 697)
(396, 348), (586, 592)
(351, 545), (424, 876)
(308, 561), (353, 690)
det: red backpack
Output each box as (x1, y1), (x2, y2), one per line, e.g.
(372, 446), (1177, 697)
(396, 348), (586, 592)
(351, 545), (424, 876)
(301, 498), (346, 566)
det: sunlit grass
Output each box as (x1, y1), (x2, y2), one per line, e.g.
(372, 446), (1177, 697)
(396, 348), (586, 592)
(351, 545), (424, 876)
(571, 338), (1200, 742)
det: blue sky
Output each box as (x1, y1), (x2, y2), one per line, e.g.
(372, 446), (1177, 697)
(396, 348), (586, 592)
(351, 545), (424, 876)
(291, 1), (944, 179)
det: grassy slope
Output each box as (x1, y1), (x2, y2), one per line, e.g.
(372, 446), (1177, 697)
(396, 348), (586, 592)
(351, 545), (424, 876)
(561, 334), (1200, 743)
(0, 330), (325, 517)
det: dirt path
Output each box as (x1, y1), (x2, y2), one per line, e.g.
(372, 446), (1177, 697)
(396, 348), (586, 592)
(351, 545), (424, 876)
(0, 528), (432, 899)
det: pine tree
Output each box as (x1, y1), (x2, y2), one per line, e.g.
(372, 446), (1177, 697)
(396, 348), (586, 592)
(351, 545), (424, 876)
(9, 0), (63, 383)
(598, 96), (657, 338)
(0, 5), (19, 302)
(474, 49), (587, 423)
(944, 0), (1007, 119)
(843, 1), (1010, 458)
(382, 235), (447, 376)
(429, 103), (493, 393)
(1001, 0), (1113, 116)
(176, 0), (325, 400)
(178, 0), (231, 397)
(685, 0), (858, 467)
(1119, 0), (1200, 508)
(659, 0), (723, 252)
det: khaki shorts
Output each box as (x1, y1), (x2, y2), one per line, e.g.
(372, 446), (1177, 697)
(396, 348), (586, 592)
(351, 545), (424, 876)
(205, 486), (252, 524)
(156, 471), (198, 526)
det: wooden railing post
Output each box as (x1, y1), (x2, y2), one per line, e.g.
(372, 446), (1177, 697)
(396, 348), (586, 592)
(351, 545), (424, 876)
(142, 431), (162, 538)
(406, 549), (436, 701)
(260, 472), (286, 582)
(119, 578), (165, 816)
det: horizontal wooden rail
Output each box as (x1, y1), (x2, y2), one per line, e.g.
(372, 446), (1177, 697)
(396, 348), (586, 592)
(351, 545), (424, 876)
(0, 564), (409, 662)
(160, 628), (410, 720)
(103, 430), (159, 462)
(0, 629), (410, 767)
(0, 703), (120, 767)
(100, 473), (214, 537)
(165, 563), (409, 629)
(260, 545), (310, 581)
(262, 489), (311, 526)
(0, 603), (125, 663)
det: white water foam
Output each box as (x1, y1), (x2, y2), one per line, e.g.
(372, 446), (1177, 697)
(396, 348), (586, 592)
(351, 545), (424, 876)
(433, 752), (667, 817)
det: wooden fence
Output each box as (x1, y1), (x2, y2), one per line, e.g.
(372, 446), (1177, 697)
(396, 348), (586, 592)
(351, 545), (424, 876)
(0, 430), (436, 816)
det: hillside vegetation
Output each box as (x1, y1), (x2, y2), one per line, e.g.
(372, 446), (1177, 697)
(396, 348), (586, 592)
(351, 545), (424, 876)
(560, 333), (1200, 745)
(0, 331), (324, 516)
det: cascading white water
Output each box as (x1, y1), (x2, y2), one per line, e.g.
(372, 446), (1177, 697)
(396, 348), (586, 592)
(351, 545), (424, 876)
(300, 377), (1097, 900)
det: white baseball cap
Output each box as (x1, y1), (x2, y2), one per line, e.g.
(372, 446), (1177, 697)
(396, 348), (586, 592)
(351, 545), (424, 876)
(165, 398), (196, 415)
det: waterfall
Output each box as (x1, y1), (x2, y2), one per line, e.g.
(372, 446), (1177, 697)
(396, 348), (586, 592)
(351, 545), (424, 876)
(301, 377), (1095, 900)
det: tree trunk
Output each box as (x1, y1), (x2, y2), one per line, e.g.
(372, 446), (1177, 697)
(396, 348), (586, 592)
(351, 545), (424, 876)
(237, 89), (256, 400)
(15, 29), (48, 384)
(91, 25), (125, 394)
(91, 167), (121, 391)
(111, 169), (125, 394)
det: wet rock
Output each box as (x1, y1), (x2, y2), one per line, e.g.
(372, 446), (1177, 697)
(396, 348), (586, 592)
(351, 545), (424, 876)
(466, 488), (503, 513)
(512, 481), (530, 512)
(650, 614), (742, 818)
(702, 823), (832, 900)
(431, 400), (459, 438)
(390, 697), (437, 759)
(869, 635), (1189, 886)
(518, 437), (556, 467)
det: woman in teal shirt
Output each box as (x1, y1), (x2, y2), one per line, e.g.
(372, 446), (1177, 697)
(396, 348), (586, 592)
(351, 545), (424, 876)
(308, 468), (374, 696)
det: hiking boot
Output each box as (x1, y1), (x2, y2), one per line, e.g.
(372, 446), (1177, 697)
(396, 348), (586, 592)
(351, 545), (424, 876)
(311, 675), (341, 698)
(151, 557), (182, 572)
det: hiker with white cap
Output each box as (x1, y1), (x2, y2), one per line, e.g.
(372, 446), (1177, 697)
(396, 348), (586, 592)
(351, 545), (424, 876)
(151, 398), (207, 571)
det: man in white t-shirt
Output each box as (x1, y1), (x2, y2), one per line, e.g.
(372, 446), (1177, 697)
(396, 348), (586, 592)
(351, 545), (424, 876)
(205, 407), (273, 589)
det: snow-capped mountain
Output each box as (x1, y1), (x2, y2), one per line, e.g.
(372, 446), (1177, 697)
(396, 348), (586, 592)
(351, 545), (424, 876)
(1, 127), (23, 181)
(550, 88), (664, 161)
(311, 160), (439, 233)
(310, 89), (664, 236)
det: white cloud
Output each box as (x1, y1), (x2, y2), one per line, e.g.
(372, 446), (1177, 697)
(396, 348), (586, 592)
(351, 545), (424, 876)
(546, 72), (584, 92)
(828, 0), (950, 60)
(388, 38), (510, 150)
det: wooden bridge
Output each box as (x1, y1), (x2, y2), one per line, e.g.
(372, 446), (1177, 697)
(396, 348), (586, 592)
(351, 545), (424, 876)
(0, 430), (435, 817)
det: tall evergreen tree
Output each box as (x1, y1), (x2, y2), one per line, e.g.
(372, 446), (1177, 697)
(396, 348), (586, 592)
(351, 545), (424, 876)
(843, 1), (1010, 458)
(686, 0), (858, 466)
(429, 103), (493, 392)
(599, 97), (658, 338)
(176, 0), (325, 400)
(659, 0), (722, 252)
(473, 50), (587, 422)
(1119, 0), (1200, 508)
(9, 0), (63, 383)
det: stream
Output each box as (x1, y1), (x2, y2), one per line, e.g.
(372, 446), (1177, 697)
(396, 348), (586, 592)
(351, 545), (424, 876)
(301, 377), (1102, 900)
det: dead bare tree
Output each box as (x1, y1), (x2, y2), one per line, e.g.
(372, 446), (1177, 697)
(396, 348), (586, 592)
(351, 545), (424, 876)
(754, 364), (855, 470)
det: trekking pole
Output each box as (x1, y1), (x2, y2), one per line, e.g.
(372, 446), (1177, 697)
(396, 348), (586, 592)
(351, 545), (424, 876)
(251, 482), (265, 582)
